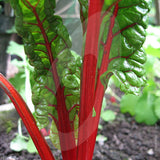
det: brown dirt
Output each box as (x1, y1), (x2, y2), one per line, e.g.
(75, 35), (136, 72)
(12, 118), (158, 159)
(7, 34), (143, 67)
(0, 108), (160, 160)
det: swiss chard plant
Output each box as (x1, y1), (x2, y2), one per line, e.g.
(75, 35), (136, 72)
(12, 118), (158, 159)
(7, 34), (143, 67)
(0, 0), (152, 160)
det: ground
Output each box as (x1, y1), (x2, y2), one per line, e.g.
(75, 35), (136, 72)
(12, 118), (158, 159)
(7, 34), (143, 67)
(0, 103), (160, 160)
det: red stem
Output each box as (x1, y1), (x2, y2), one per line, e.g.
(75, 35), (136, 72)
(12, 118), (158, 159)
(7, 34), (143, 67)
(77, 3), (119, 160)
(77, 0), (104, 159)
(87, 4), (119, 159)
(87, 73), (105, 160)
(0, 74), (55, 160)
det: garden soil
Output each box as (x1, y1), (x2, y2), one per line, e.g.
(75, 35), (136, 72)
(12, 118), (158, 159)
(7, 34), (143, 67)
(0, 104), (160, 160)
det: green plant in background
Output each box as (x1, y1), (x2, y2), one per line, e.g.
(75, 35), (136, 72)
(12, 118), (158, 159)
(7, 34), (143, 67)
(100, 97), (116, 124)
(120, 26), (160, 125)
(144, 25), (160, 57)
(96, 97), (116, 142)
(7, 41), (34, 112)
(5, 120), (14, 133)
(10, 119), (38, 153)
(7, 41), (38, 153)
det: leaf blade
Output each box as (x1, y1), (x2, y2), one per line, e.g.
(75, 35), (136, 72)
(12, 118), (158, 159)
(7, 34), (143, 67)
(99, 0), (152, 94)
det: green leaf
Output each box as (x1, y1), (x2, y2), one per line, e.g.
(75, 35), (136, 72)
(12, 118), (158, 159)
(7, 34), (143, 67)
(98, 124), (103, 130)
(9, 0), (81, 130)
(50, 114), (79, 150)
(104, 0), (116, 7)
(145, 46), (160, 58)
(152, 58), (160, 78)
(134, 93), (158, 125)
(120, 91), (160, 125)
(144, 55), (156, 77)
(10, 135), (37, 153)
(92, 107), (96, 117)
(96, 134), (107, 143)
(101, 110), (116, 122)
(10, 135), (27, 152)
(144, 25), (160, 58)
(9, 72), (26, 99)
(120, 94), (139, 116)
(27, 137), (38, 153)
(49, 121), (60, 150)
(7, 41), (25, 60)
(101, 97), (107, 112)
(154, 98), (160, 119)
(99, 0), (152, 95)
(77, 0), (88, 33)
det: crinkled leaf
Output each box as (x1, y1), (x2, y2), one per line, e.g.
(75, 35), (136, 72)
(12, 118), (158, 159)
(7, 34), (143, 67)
(9, 0), (81, 148)
(9, 0), (81, 118)
(98, 0), (152, 95)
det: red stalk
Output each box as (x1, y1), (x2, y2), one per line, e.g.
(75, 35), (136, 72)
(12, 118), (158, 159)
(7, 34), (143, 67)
(87, 4), (119, 159)
(47, 55), (77, 159)
(56, 86), (77, 160)
(77, 3), (119, 160)
(77, 0), (104, 159)
(0, 74), (55, 160)
(87, 73), (105, 160)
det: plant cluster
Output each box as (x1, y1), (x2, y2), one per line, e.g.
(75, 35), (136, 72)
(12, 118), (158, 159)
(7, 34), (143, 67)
(0, 0), (152, 159)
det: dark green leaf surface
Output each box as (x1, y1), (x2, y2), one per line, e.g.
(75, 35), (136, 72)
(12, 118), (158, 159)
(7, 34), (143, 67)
(99, 0), (152, 95)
